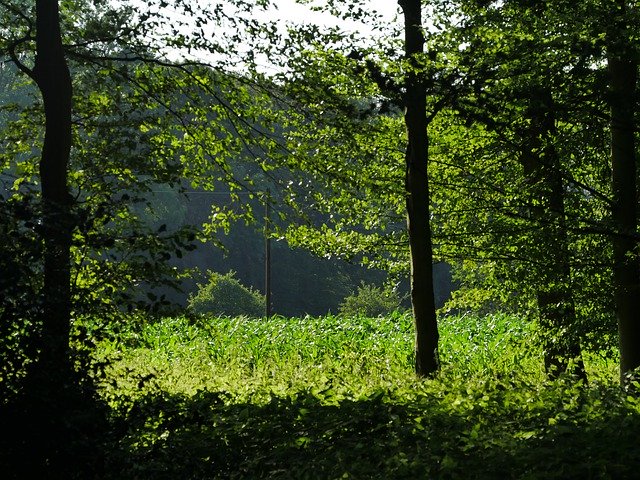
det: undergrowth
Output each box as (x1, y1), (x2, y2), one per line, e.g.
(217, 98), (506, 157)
(86, 313), (636, 479)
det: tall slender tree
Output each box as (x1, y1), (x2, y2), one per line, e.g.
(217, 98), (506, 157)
(520, 86), (585, 378)
(5, 0), (75, 389)
(607, 0), (640, 380)
(400, 0), (439, 376)
(32, 0), (74, 386)
(2, 1), (77, 475)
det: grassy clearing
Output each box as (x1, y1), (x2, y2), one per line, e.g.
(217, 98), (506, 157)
(93, 313), (637, 479)
(100, 313), (416, 401)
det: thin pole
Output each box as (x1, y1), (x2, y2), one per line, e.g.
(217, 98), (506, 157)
(264, 189), (272, 318)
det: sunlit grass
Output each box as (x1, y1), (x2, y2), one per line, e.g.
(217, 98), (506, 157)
(99, 314), (414, 402)
(88, 313), (639, 479)
(96, 312), (616, 404)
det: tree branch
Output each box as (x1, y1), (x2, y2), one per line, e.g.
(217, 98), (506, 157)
(7, 35), (35, 80)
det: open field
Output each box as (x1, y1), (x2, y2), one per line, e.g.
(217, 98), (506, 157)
(76, 312), (640, 479)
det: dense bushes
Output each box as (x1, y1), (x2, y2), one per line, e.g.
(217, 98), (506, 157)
(338, 282), (403, 317)
(187, 270), (265, 317)
(86, 313), (634, 479)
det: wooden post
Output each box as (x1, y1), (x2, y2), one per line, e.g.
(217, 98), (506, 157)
(264, 189), (272, 317)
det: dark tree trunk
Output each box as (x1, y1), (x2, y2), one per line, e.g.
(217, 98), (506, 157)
(521, 88), (586, 380)
(400, 0), (439, 376)
(608, 19), (640, 380)
(32, 0), (74, 382)
(17, 3), (76, 473)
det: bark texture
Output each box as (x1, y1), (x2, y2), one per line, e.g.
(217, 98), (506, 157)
(608, 30), (640, 380)
(400, 0), (439, 376)
(33, 0), (74, 381)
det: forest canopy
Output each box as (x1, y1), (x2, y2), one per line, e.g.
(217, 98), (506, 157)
(1, 0), (639, 477)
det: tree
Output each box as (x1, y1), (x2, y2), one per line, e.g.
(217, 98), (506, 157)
(400, 0), (439, 375)
(248, 1), (445, 376)
(0, 1), (81, 475)
(34, 0), (74, 386)
(188, 270), (265, 318)
(521, 86), (586, 378)
(338, 282), (403, 318)
(2, 0), (75, 394)
(606, 0), (640, 380)
(0, 0), (286, 474)
(435, 0), (593, 378)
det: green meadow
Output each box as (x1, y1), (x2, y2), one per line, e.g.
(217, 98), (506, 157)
(85, 313), (638, 479)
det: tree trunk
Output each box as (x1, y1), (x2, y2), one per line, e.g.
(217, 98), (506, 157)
(608, 20), (640, 380)
(32, 0), (74, 382)
(6, 1), (75, 475)
(14, 1), (76, 474)
(521, 88), (586, 380)
(400, 0), (439, 376)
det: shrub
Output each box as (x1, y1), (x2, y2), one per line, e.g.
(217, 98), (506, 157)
(338, 282), (403, 318)
(188, 271), (265, 317)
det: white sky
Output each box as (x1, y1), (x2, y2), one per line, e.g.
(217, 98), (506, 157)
(152, 0), (402, 65)
(271, 0), (400, 21)
(237, 1), (401, 74)
(266, 0), (401, 33)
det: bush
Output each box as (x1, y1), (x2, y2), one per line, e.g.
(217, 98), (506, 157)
(338, 282), (403, 318)
(188, 271), (265, 318)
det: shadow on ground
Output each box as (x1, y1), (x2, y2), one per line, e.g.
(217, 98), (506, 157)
(96, 387), (640, 479)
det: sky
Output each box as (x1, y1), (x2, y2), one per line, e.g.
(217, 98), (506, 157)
(153, 0), (402, 65)
(238, 0), (402, 73)
(266, 0), (401, 32)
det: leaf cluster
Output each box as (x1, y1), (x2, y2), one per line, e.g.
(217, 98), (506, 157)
(187, 270), (265, 318)
(57, 312), (637, 479)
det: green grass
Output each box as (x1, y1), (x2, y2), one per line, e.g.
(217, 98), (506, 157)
(90, 312), (637, 479)
(100, 313), (417, 401)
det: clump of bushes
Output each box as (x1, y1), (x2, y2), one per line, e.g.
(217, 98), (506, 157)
(338, 282), (403, 318)
(188, 271), (265, 317)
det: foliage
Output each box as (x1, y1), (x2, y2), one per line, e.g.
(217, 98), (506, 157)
(0, 0), (292, 337)
(1, 0), (639, 472)
(338, 282), (404, 318)
(424, 2), (621, 357)
(253, 0), (628, 360)
(0, 193), (43, 403)
(42, 312), (634, 479)
(187, 270), (265, 318)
